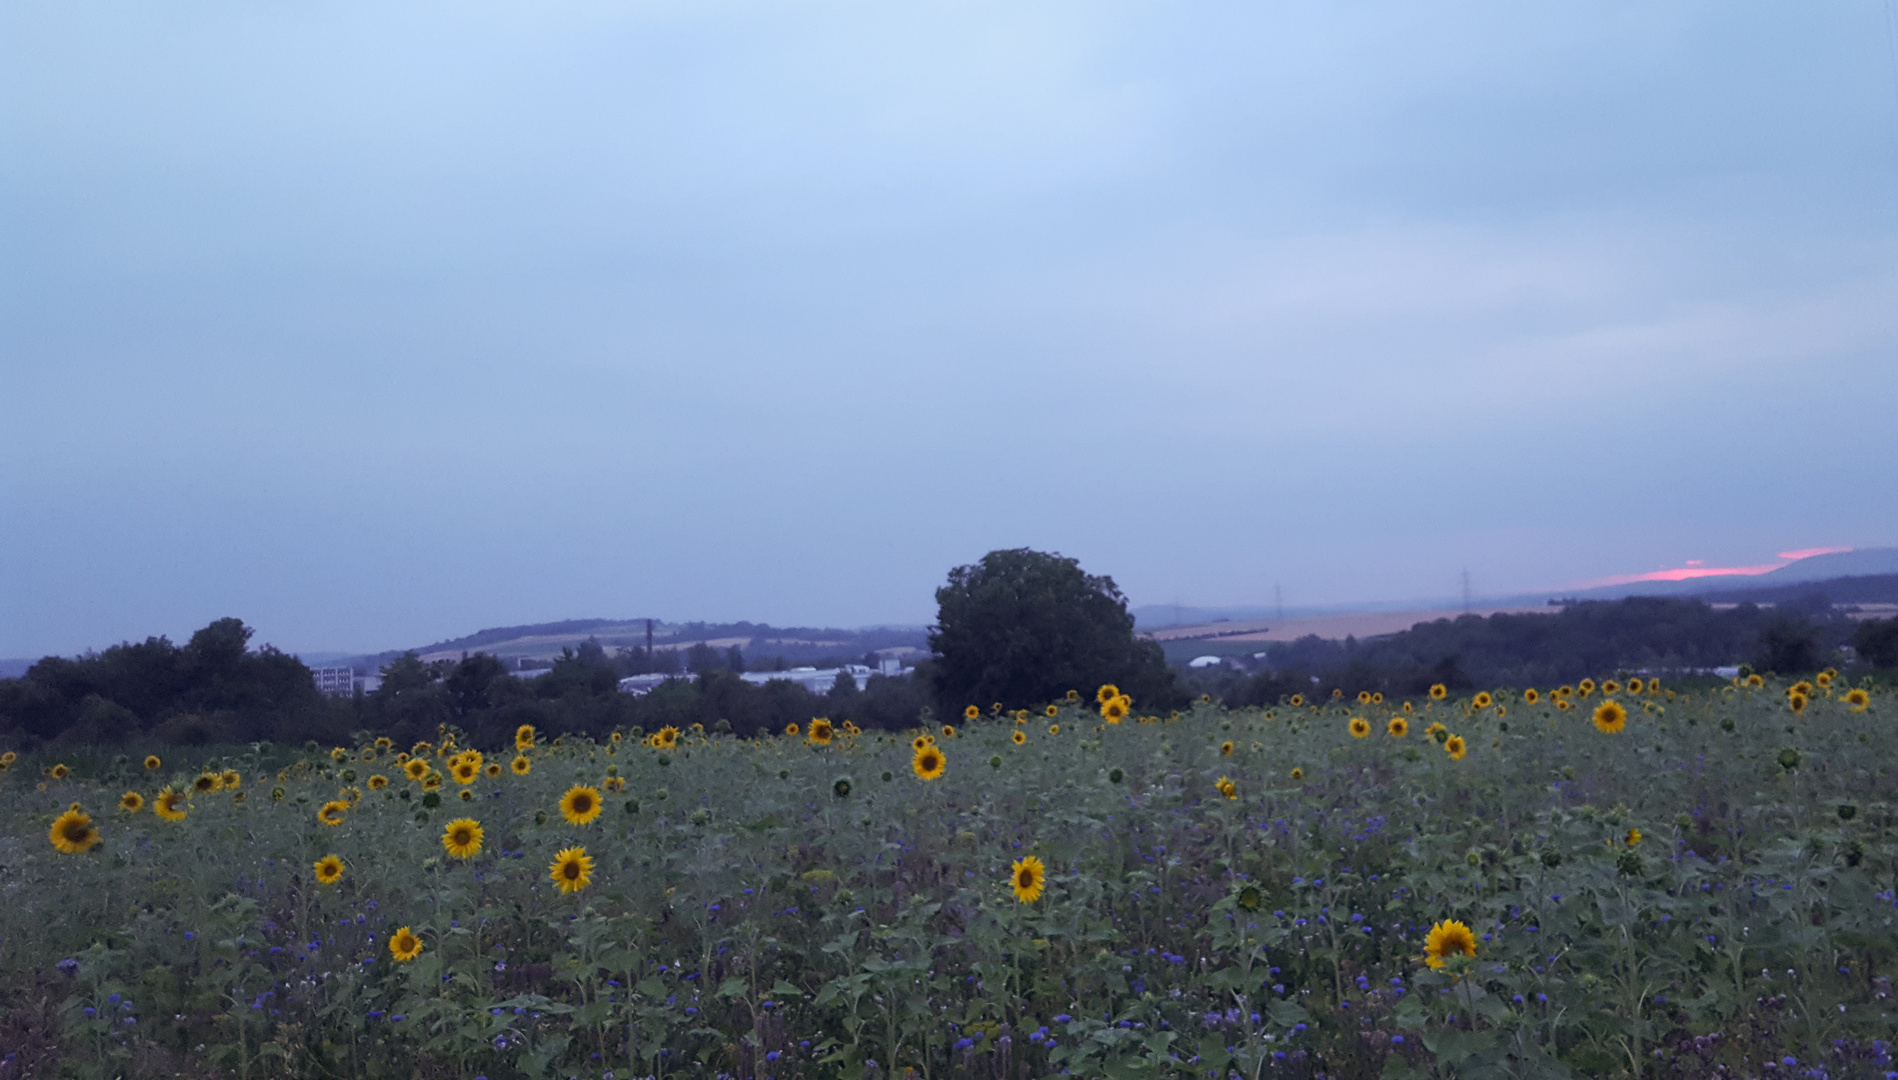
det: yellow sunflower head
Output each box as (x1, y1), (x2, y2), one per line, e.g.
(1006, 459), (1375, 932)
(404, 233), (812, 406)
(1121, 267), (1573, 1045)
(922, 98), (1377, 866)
(1472, 691), (1493, 709)
(221, 770), (241, 790)
(549, 846), (594, 894)
(119, 791), (145, 812)
(388, 926), (423, 962)
(1626, 677), (1644, 694)
(1444, 735), (1468, 760)
(912, 745), (946, 781)
(1290, 767), (1304, 780)
(1215, 776), (1237, 800)
(1220, 740), (1235, 756)
(809, 718), (834, 745)
(511, 755), (532, 775)
(1592, 700), (1628, 734)
(1429, 684), (1447, 700)
(1578, 678), (1597, 697)
(1348, 717), (1371, 738)
(515, 724), (536, 749)
(1010, 854), (1046, 902)
(1101, 699), (1129, 723)
(374, 736), (392, 750)
(441, 817), (484, 858)
(560, 785), (603, 825)
(1096, 684), (1120, 706)
(1048, 724), (1060, 735)
(1044, 704), (1059, 717)
(912, 734), (934, 751)
(403, 759), (429, 781)
(484, 762), (502, 778)
(49, 808), (100, 854)
(422, 771), (443, 791)
(1012, 730), (1027, 745)
(1423, 919), (1476, 969)
(192, 773), (219, 794)
(143, 755), (162, 771)
(317, 800), (349, 826)
(1788, 692), (1808, 715)
(1625, 828), (1642, 846)
(313, 855), (344, 885)
(784, 723), (800, 737)
(1289, 694), (1305, 707)
(1845, 688), (1871, 711)
(1523, 688), (1539, 705)
(153, 786), (188, 821)
(963, 705), (980, 721)
(1388, 717), (1408, 738)
(452, 762), (478, 785)
(1066, 689), (1080, 701)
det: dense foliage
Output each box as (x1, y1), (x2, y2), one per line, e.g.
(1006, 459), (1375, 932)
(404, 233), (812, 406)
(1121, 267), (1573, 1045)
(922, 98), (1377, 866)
(4, 674), (1898, 1080)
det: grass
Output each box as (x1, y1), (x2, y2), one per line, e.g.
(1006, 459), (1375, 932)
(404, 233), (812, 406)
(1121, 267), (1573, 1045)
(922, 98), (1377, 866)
(2, 676), (1896, 1080)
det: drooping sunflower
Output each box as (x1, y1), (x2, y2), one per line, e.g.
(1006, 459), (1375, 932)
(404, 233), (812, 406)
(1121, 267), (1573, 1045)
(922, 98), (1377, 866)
(912, 734), (934, 752)
(515, 724), (536, 750)
(1472, 691), (1493, 709)
(1746, 673), (1765, 688)
(912, 745), (947, 781)
(421, 771), (443, 791)
(1444, 735), (1467, 761)
(560, 785), (603, 825)
(1845, 688), (1871, 712)
(119, 791), (145, 813)
(1010, 854), (1046, 903)
(1096, 684), (1120, 706)
(1788, 692), (1808, 715)
(192, 773), (219, 794)
(49, 808), (101, 854)
(1523, 688), (1539, 705)
(1429, 684), (1447, 701)
(367, 774), (389, 790)
(1220, 740), (1235, 756)
(1423, 919), (1477, 969)
(330, 747), (348, 762)
(549, 846), (594, 893)
(313, 855), (345, 884)
(374, 736), (392, 751)
(1626, 677), (1645, 694)
(1215, 776), (1237, 800)
(388, 926), (423, 962)
(1348, 717), (1371, 738)
(143, 755), (162, 771)
(317, 800), (349, 826)
(1012, 730), (1027, 746)
(441, 817), (484, 858)
(809, 718), (835, 745)
(411, 741), (433, 757)
(153, 786), (188, 821)
(1388, 717), (1408, 738)
(1102, 698), (1129, 723)
(1592, 701), (1628, 734)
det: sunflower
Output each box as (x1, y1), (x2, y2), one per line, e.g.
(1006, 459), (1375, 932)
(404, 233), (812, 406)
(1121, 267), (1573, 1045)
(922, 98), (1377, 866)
(1010, 855), (1046, 903)
(1236, 884), (1263, 911)
(1290, 767), (1304, 780)
(1472, 691), (1493, 709)
(1625, 828), (1642, 846)
(912, 745), (947, 781)
(313, 855), (345, 885)
(511, 755), (532, 775)
(1429, 684), (1447, 701)
(1101, 699), (1129, 723)
(403, 759), (430, 782)
(549, 846), (594, 893)
(912, 734), (934, 752)
(191, 773), (219, 794)
(809, 718), (834, 745)
(1444, 735), (1467, 760)
(441, 817), (484, 859)
(941, 724), (958, 738)
(49, 808), (101, 854)
(1789, 680), (1813, 698)
(1845, 688), (1871, 712)
(1012, 730), (1027, 745)
(1048, 724), (1060, 735)
(1357, 690), (1373, 704)
(843, 721), (861, 736)
(1556, 698), (1573, 711)
(458, 789), (473, 801)
(388, 926), (423, 962)
(119, 791), (144, 813)
(560, 785), (603, 825)
(1388, 717), (1408, 737)
(1044, 704), (1059, 717)
(784, 723), (800, 737)
(411, 741), (433, 757)
(603, 776), (626, 793)
(222, 770), (241, 790)
(1523, 688), (1539, 705)
(1288, 694), (1304, 707)
(655, 726), (680, 749)
(1096, 684), (1120, 706)
(516, 724), (536, 750)
(1066, 689), (1080, 701)
(1788, 692), (1807, 715)
(1215, 776), (1237, 800)
(367, 774), (389, 790)
(1578, 678), (1596, 698)
(144, 755), (162, 771)
(1746, 673), (1765, 688)
(1646, 678), (1661, 694)
(153, 786), (188, 821)
(1372, 692), (1385, 704)
(317, 800), (349, 827)
(1220, 740), (1235, 756)
(1348, 717), (1371, 738)
(422, 771), (443, 791)
(1402, 701), (1413, 714)
(1626, 677), (1644, 694)
(1815, 672), (1832, 689)
(374, 736), (392, 750)
(1592, 701), (1628, 734)
(1423, 919), (1477, 969)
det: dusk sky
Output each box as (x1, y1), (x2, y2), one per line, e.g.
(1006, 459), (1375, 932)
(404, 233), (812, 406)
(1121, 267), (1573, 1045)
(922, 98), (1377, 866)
(5, 1), (1897, 658)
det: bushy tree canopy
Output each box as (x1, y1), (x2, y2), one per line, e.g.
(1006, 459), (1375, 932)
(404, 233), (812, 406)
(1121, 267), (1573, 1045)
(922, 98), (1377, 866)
(928, 548), (1180, 714)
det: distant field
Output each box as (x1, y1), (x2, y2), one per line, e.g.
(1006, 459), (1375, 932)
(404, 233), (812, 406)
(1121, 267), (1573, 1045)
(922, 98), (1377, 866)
(1150, 608), (1551, 661)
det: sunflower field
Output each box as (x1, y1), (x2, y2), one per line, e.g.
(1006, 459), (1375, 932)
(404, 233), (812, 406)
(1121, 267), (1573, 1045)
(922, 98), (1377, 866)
(4, 675), (1898, 1080)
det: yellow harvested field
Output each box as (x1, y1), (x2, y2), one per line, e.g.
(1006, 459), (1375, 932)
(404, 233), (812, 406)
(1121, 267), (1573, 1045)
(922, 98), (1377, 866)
(1146, 606), (1552, 643)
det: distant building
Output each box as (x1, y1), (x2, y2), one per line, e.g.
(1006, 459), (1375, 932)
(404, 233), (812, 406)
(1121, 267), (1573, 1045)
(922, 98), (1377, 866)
(310, 667), (357, 696)
(618, 662), (910, 697)
(616, 673), (679, 696)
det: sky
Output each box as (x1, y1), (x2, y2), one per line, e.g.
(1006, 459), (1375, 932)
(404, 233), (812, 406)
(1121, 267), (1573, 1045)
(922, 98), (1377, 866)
(4, 0), (1898, 658)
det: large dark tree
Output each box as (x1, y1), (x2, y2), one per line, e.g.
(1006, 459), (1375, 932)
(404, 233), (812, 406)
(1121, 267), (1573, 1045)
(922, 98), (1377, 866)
(929, 548), (1181, 714)
(1856, 616), (1898, 669)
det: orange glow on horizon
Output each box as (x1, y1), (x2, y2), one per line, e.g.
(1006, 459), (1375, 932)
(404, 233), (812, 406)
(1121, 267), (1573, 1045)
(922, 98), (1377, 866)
(1571, 546), (1852, 591)
(1776, 546), (1852, 561)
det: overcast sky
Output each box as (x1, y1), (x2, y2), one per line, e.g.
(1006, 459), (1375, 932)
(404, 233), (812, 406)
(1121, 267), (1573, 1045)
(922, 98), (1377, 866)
(5, 0), (1897, 657)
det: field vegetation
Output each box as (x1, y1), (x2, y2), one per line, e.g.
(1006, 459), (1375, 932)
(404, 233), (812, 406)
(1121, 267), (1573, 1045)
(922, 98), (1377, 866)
(4, 673), (1897, 1080)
